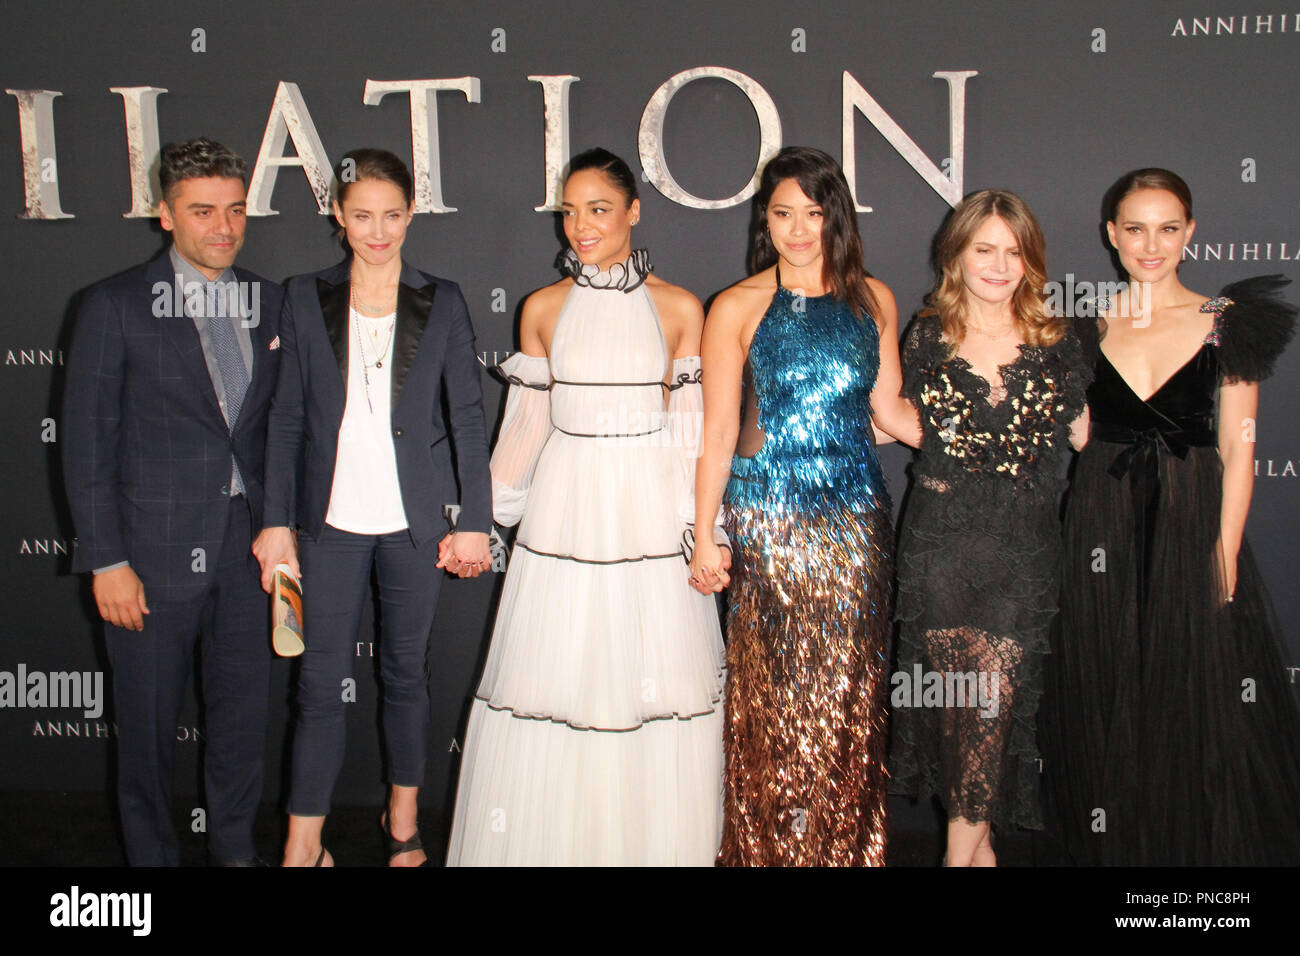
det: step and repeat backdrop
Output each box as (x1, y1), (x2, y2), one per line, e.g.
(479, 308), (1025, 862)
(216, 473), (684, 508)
(2, 0), (1297, 841)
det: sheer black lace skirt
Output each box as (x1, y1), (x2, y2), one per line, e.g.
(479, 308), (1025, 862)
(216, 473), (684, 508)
(889, 478), (1061, 832)
(1040, 442), (1300, 865)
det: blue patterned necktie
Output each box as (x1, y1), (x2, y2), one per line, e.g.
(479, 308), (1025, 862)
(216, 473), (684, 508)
(207, 283), (249, 495)
(208, 284), (249, 430)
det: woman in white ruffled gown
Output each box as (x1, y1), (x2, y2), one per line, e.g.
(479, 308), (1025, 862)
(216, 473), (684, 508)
(445, 148), (726, 865)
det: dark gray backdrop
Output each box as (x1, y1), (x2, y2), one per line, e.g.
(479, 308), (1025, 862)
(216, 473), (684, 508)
(3, 0), (1296, 839)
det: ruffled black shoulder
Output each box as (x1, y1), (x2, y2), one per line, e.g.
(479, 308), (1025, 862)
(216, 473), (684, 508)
(1070, 313), (1104, 368)
(1054, 318), (1093, 420)
(899, 313), (946, 400)
(1206, 275), (1298, 384)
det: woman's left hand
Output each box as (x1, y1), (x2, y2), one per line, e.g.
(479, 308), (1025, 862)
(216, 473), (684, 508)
(1216, 537), (1238, 604)
(437, 531), (492, 578)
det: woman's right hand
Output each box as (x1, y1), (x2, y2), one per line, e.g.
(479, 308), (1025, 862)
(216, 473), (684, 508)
(689, 539), (731, 594)
(252, 525), (299, 593)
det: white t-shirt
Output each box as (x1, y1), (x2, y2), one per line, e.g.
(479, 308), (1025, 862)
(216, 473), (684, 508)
(325, 308), (409, 534)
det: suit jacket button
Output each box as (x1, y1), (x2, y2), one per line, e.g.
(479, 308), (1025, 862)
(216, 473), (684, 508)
(393, 427), (404, 438)
(220, 484), (230, 496)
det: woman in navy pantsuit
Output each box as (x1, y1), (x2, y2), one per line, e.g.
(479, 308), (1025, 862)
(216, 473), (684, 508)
(254, 149), (492, 866)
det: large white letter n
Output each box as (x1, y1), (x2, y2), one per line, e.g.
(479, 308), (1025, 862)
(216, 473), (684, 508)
(842, 70), (977, 212)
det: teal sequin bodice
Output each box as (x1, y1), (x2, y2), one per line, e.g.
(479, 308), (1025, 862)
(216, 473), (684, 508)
(727, 285), (886, 510)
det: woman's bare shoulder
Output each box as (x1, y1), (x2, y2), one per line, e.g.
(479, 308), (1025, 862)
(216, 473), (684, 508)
(711, 271), (775, 315)
(521, 278), (572, 316)
(865, 275), (896, 308)
(645, 274), (704, 323)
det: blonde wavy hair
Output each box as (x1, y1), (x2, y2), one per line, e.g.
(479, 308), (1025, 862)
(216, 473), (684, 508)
(924, 189), (1063, 356)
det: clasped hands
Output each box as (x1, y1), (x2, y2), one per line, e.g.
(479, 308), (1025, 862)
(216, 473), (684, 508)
(436, 531), (491, 578)
(252, 526), (492, 588)
(688, 539), (732, 595)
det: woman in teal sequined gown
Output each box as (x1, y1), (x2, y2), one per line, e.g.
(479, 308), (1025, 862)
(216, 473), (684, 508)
(691, 148), (920, 866)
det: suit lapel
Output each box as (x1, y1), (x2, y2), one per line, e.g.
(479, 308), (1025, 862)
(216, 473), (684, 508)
(150, 256), (225, 424)
(392, 274), (436, 412)
(235, 268), (277, 434)
(246, 272), (272, 385)
(317, 275), (351, 388)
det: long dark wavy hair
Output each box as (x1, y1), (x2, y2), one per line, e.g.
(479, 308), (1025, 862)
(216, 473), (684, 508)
(748, 146), (877, 319)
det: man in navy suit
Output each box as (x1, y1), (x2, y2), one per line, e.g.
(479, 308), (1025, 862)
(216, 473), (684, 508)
(63, 139), (283, 866)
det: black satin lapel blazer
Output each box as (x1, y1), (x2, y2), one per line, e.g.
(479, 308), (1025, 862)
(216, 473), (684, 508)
(263, 258), (492, 544)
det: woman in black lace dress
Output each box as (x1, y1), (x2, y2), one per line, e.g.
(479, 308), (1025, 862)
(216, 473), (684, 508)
(890, 190), (1090, 867)
(1040, 168), (1300, 865)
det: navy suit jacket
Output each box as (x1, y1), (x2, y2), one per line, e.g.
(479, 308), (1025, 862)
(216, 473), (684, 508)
(63, 252), (284, 600)
(263, 259), (492, 543)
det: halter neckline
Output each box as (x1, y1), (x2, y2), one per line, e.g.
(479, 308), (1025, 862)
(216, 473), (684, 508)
(560, 248), (652, 293)
(775, 262), (832, 298)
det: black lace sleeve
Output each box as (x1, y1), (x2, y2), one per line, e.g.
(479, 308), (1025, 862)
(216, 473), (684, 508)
(900, 314), (943, 402)
(1212, 275), (1298, 384)
(1058, 317), (1095, 421)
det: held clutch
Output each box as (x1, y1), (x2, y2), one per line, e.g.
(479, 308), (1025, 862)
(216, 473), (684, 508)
(271, 564), (305, 657)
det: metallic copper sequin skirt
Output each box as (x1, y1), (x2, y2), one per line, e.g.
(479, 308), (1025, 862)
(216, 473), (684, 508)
(719, 489), (894, 866)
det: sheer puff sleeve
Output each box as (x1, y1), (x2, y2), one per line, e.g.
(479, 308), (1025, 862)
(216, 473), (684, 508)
(667, 355), (729, 549)
(1210, 275), (1298, 384)
(490, 352), (552, 527)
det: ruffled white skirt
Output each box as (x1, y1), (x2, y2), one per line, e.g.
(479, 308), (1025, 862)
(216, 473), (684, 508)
(446, 432), (725, 865)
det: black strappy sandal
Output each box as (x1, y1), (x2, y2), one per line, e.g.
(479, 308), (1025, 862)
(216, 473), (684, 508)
(380, 813), (429, 867)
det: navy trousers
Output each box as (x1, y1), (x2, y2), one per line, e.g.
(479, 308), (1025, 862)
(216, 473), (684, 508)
(105, 496), (269, 866)
(288, 525), (444, 815)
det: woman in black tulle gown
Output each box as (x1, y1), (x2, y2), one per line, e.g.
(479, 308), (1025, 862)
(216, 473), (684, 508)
(1041, 168), (1300, 865)
(890, 190), (1090, 867)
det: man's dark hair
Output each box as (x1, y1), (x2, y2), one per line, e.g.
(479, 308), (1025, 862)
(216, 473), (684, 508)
(158, 138), (247, 204)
